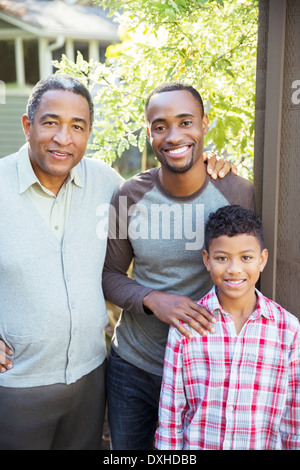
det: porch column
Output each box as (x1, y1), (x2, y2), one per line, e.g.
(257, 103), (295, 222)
(15, 36), (25, 86)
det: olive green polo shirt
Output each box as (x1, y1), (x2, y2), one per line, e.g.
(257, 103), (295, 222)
(17, 144), (82, 242)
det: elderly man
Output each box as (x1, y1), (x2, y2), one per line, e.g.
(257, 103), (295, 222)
(0, 74), (123, 450)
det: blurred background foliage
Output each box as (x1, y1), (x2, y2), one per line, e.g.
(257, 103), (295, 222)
(54, 0), (258, 180)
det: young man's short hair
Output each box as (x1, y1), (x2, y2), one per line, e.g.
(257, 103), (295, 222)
(145, 81), (204, 117)
(204, 205), (264, 251)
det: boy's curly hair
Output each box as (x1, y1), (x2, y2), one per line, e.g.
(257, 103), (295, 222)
(204, 205), (264, 251)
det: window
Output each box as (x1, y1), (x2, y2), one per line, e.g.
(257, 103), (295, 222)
(0, 40), (16, 83)
(23, 39), (39, 85)
(74, 41), (89, 61)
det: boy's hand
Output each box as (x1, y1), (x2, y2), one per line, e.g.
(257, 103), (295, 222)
(0, 339), (14, 373)
(203, 150), (237, 179)
(143, 291), (216, 339)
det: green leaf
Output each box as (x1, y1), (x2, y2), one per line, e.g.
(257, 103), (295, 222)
(185, 58), (193, 67)
(138, 127), (147, 152)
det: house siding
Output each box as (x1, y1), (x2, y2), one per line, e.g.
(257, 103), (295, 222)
(0, 93), (28, 158)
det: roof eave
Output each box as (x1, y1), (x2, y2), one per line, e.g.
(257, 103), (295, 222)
(0, 10), (119, 41)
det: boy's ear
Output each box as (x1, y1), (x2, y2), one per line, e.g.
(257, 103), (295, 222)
(260, 248), (268, 272)
(202, 249), (210, 271)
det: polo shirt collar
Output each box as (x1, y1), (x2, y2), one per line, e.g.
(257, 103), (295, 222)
(17, 143), (83, 194)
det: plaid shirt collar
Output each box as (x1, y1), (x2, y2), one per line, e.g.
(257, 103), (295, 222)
(201, 286), (276, 323)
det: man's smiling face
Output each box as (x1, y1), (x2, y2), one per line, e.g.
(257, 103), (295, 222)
(22, 89), (91, 193)
(146, 89), (209, 174)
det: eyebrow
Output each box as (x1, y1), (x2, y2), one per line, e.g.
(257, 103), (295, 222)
(39, 113), (88, 126)
(213, 249), (257, 254)
(151, 113), (196, 125)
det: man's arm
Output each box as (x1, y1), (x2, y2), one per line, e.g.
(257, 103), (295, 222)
(103, 258), (216, 338)
(102, 225), (153, 315)
(0, 339), (13, 373)
(102, 192), (216, 338)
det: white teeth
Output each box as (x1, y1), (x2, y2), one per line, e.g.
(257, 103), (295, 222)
(53, 152), (69, 156)
(168, 146), (189, 155)
(227, 280), (244, 284)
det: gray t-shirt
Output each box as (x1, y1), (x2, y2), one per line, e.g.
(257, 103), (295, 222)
(103, 168), (254, 376)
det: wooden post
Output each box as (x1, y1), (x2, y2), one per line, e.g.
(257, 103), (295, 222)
(260, 0), (287, 300)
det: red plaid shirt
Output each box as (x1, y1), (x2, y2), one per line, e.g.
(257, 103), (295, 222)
(155, 287), (300, 450)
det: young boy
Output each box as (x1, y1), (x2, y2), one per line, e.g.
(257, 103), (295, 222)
(155, 205), (300, 450)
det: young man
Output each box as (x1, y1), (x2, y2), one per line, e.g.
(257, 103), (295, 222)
(155, 205), (300, 450)
(0, 74), (123, 450)
(103, 82), (254, 449)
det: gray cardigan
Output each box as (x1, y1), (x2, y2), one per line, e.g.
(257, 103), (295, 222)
(0, 147), (123, 387)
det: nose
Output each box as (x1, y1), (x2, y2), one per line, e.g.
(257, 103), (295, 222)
(53, 125), (72, 146)
(166, 126), (182, 145)
(227, 259), (242, 274)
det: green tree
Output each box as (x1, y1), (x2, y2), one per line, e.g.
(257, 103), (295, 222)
(54, 0), (258, 179)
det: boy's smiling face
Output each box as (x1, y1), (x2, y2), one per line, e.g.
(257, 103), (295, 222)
(202, 234), (268, 311)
